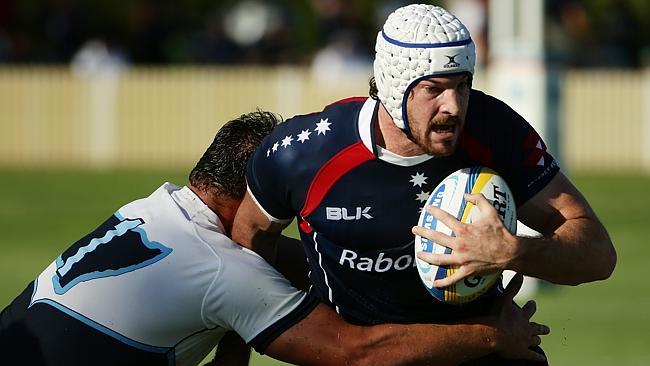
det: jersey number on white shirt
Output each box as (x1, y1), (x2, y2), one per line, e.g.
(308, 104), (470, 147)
(52, 214), (172, 295)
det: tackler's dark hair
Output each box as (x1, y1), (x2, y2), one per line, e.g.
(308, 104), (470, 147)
(189, 109), (281, 199)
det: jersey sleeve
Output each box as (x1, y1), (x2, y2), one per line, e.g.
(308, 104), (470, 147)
(202, 243), (318, 353)
(466, 92), (560, 206)
(509, 120), (560, 204)
(246, 124), (299, 223)
(501, 108), (559, 205)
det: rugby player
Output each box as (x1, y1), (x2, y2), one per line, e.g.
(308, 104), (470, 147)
(233, 4), (616, 365)
(0, 110), (548, 365)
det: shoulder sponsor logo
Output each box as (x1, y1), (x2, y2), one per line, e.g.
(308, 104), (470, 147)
(326, 206), (373, 221)
(443, 54), (460, 68)
(527, 159), (558, 188)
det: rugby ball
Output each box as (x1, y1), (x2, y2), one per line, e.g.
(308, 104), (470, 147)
(414, 166), (517, 304)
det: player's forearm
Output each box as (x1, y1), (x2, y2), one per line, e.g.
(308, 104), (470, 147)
(265, 305), (498, 366)
(511, 216), (616, 285)
(344, 322), (498, 366)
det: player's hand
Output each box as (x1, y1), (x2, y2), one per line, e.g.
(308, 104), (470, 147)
(492, 273), (550, 362)
(412, 193), (518, 288)
(209, 331), (251, 366)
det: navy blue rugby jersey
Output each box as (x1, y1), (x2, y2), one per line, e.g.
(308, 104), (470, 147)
(246, 90), (559, 325)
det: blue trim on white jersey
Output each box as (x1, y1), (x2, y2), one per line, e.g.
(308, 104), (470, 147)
(30, 276), (39, 303)
(28, 298), (172, 356)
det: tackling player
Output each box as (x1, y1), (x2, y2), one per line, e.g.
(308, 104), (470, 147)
(0, 110), (549, 365)
(233, 4), (616, 365)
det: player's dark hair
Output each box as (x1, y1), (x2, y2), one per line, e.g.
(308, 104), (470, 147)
(189, 110), (280, 199)
(369, 77), (378, 100)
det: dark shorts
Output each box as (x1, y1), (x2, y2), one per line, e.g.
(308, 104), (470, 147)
(0, 282), (172, 366)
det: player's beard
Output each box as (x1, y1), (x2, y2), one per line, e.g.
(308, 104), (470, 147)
(408, 114), (463, 157)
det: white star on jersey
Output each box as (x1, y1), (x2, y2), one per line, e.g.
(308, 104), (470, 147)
(409, 172), (428, 187)
(535, 140), (545, 166)
(271, 142), (279, 153)
(281, 135), (293, 148)
(297, 129), (311, 143)
(266, 148), (271, 157)
(416, 190), (430, 202)
(315, 118), (331, 135)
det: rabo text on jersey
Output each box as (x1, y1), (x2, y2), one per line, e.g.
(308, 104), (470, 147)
(339, 248), (415, 272)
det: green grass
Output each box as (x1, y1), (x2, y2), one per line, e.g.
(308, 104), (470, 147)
(0, 168), (647, 365)
(531, 174), (650, 365)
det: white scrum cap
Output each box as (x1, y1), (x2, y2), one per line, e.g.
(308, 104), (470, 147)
(374, 4), (476, 131)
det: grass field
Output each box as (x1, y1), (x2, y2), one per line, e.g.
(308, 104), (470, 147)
(1, 168), (648, 365)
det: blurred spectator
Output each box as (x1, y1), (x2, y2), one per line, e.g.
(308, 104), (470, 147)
(0, 28), (11, 61)
(44, 0), (92, 62)
(126, 0), (168, 64)
(308, 0), (376, 84)
(0, 0), (12, 61)
(446, 0), (488, 68)
(546, 0), (646, 68)
(598, 0), (642, 67)
(192, 10), (242, 64)
(224, 1), (277, 48)
(309, 29), (372, 85)
(70, 38), (127, 77)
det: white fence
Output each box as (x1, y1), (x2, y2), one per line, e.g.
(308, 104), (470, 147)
(0, 66), (648, 172)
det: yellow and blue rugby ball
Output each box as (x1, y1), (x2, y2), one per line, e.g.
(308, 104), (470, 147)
(414, 166), (517, 304)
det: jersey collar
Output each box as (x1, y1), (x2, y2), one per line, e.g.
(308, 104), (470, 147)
(358, 98), (434, 166)
(171, 185), (226, 234)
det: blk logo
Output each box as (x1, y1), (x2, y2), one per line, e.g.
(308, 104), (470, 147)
(443, 54), (461, 68)
(326, 207), (373, 221)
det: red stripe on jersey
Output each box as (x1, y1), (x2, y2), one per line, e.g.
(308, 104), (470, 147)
(304, 97), (369, 119)
(327, 96), (368, 107)
(459, 132), (495, 167)
(299, 141), (374, 233)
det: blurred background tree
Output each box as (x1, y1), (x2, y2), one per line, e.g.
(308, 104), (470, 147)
(545, 0), (650, 68)
(0, 0), (647, 68)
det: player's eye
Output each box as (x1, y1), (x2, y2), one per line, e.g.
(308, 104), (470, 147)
(460, 75), (473, 90)
(425, 86), (443, 96)
(457, 80), (471, 94)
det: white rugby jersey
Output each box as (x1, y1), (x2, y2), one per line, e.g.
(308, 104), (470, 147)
(0, 183), (316, 366)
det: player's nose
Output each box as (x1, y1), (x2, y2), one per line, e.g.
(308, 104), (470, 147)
(438, 89), (461, 116)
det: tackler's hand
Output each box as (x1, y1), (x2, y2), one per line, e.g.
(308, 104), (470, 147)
(493, 273), (550, 362)
(413, 193), (519, 288)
